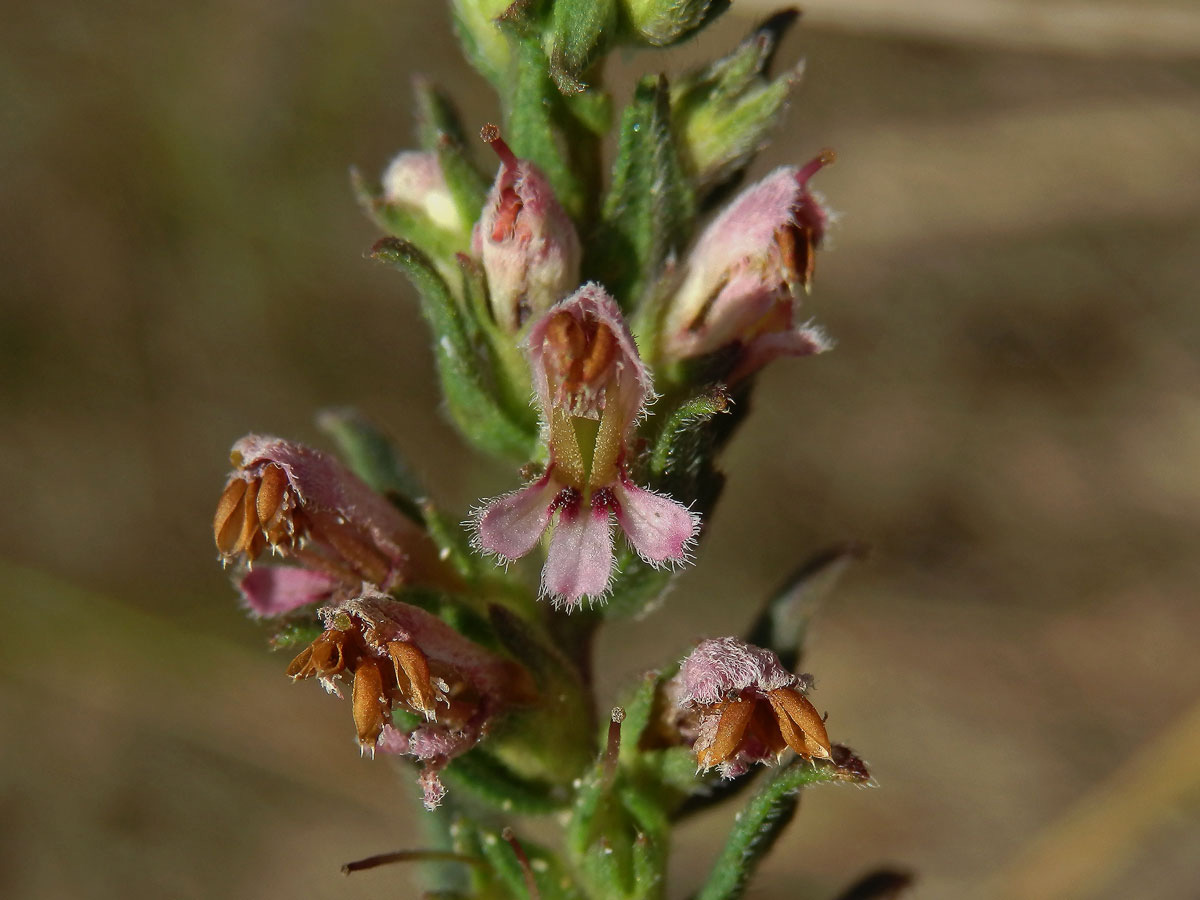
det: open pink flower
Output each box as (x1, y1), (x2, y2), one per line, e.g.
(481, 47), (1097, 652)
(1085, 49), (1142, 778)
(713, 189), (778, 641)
(473, 127), (580, 333)
(661, 153), (835, 381)
(472, 283), (700, 609)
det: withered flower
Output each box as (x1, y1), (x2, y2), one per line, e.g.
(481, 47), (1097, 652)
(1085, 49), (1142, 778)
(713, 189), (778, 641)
(213, 435), (451, 615)
(676, 636), (831, 777)
(285, 588), (533, 808)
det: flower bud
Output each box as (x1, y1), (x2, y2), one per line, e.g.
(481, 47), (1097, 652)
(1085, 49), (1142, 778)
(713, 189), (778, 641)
(380, 151), (467, 236)
(671, 11), (801, 191)
(473, 127), (581, 333)
(660, 157), (834, 381)
(622, 0), (723, 47)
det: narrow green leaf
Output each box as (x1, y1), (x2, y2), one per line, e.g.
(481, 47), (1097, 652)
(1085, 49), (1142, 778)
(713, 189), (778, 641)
(648, 385), (732, 483)
(414, 77), (490, 227)
(371, 237), (536, 461)
(588, 75), (696, 311)
(442, 747), (570, 814)
(502, 33), (585, 218)
(548, 0), (618, 95)
(696, 754), (873, 900)
(477, 826), (582, 900)
(623, 0), (729, 47)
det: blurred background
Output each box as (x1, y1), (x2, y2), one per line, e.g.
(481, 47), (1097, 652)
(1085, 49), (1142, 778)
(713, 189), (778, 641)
(3, 0), (1199, 897)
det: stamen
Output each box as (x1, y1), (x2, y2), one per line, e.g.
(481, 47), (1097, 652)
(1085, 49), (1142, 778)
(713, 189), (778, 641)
(388, 640), (438, 719)
(578, 322), (616, 384)
(481, 123), (518, 171)
(213, 478), (248, 553)
(544, 311), (587, 384)
(501, 827), (541, 900)
(255, 464), (288, 526)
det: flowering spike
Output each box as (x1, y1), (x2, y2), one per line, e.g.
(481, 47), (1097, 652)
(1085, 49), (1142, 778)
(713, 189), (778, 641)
(472, 284), (700, 608)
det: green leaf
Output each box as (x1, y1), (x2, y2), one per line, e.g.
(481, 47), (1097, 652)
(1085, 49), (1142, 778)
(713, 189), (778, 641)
(548, 0), (618, 94)
(622, 0), (729, 47)
(476, 825), (582, 900)
(647, 384), (732, 487)
(371, 238), (537, 461)
(588, 75), (696, 311)
(315, 406), (425, 522)
(695, 754), (873, 900)
(414, 77), (490, 226)
(442, 747), (570, 814)
(267, 620), (323, 651)
(745, 542), (868, 670)
(502, 33), (585, 218)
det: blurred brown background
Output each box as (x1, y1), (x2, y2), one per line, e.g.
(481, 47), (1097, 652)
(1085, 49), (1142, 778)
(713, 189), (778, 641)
(3, 1), (1199, 898)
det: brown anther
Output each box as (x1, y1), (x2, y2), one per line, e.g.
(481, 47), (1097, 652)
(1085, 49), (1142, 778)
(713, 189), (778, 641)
(352, 658), (389, 749)
(767, 687), (831, 759)
(236, 478), (261, 556)
(578, 321), (616, 384)
(698, 698), (754, 769)
(310, 629), (350, 677)
(256, 464), (288, 526)
(544, 311), (587, 382)
(388, 640), (438, 718)
(286, 644), (316, 680)
(214, 478), (248, 554)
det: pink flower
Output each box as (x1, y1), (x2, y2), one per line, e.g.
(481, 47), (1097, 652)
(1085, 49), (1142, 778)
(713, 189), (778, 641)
(213, 435), (453, 615)
(473, 127), (581, 333)
(472, 284), (700, 609)
(661, 153), (835, 381)
(676, 637), (831, 777)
